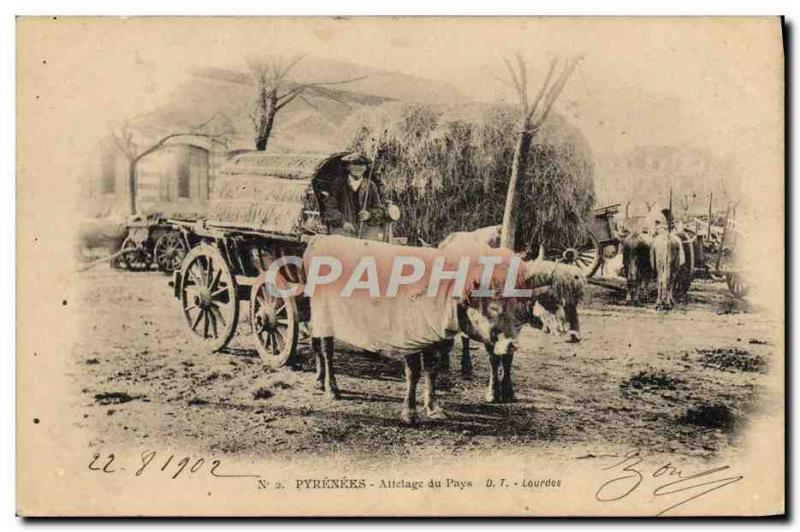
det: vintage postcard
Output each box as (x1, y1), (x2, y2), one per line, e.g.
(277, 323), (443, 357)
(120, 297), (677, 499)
(17, 17), (784, 516)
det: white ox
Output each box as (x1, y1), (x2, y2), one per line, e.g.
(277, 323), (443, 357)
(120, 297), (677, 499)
(303, 235), (554, 422)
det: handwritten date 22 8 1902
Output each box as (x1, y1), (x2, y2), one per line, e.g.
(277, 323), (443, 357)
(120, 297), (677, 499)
(595, 449), (743, 516)
(88, 450), (260, 480)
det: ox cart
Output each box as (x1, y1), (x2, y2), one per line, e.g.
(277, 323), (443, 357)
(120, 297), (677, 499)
(170, 151), (400, 367)
(119, 216), (194, 273)
(547, 203), (624, 278)
(551, 204), (701, 300)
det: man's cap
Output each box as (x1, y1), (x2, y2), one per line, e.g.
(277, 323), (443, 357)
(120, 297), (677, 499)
(341, 152), (369, 165)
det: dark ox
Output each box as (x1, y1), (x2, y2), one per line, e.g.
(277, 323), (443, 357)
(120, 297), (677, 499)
(621, 231), (654, 305)
(621, 225), (691, 309)
(302, 235), (554, 423)
(440, 259), (584, 403)
(76, 217), (128, 263)
(438, 228), (584, 403)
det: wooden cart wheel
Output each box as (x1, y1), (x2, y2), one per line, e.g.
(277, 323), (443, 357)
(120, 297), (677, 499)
(179, 245), (239, 352)
(551, 232), (601, 278)
(120, 236), (152, 271)
(726, 272), (749, 299)
(250, 275), (298, 368)
(154, 231), (188, 274)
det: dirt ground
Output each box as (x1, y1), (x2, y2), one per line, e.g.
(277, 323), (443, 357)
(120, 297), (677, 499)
(70, 265), (779, 463)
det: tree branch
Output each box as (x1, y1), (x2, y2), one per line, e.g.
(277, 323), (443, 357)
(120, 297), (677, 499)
(305, 85), (352, 109)
(275, 53), (307, 81)
(515, 53), (528, 110)
(503, 57), (525, 109)
(275, 91), (302, 111)
(530, 56), (580, 132)
(276, 75), (368, 105)
(297, 93), (321, 112)
(132, 132), (223, 163)
(110, 130), (134, 160)
(525, 57), (558, 123)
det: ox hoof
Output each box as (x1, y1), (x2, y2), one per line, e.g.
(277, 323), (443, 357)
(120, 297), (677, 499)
(485, 389), (501, 403)
(324, 388), (341, 400)
(314, 379), (325, 391)
(566, 333), (581, 344)
(500, 390), (516, 403)
(400, 409), (418, 425)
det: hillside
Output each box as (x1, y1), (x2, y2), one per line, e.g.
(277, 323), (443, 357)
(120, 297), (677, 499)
(135, 57), (469, 152)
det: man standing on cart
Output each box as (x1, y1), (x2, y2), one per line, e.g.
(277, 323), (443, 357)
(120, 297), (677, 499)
(324, 152), (387, 241)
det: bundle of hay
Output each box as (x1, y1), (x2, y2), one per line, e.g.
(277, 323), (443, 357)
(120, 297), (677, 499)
(341, 102), (595, 253)
(208, 153), (322, 234)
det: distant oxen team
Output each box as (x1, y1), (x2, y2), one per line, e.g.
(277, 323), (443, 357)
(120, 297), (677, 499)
(621, 211), (698, 310)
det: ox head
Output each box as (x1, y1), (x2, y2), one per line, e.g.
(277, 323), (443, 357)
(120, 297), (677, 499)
(457, 248), (585, 355)
(522, 249), (585, 343)
(458, 298), (527, 356)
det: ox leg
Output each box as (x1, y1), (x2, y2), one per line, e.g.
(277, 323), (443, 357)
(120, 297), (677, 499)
(460, 336), (473, 378)
(402, 354), (422, 424)
(485, 353), (501, 403)
(626, 269), (635, 304)
(666, 272), (677, 309)
(654, 271), (664, 309)
(437, 339), (453, 392)
(321, 337), (340, 400)
(500, 353), (515, 403)
(312, 337), (324, 391)
(422, 350), (446, 418)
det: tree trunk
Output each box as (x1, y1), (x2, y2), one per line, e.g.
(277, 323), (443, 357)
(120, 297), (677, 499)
(255, 91), (277, 151)
(499, 125), (532, 250)
(128, 159), (138, 215)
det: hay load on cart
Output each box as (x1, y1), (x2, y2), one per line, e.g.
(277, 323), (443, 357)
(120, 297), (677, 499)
(172, 151), (400, 366)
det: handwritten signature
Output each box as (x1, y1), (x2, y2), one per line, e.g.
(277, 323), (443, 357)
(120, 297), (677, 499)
(595, 449), (744, 516)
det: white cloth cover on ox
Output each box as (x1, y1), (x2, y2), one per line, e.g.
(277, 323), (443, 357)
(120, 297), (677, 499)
(303, 235), (515, 356)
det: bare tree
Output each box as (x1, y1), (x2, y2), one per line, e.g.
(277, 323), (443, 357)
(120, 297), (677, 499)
(498, 54), (581, 249)
(679, 193), (697, 218)
(240, 55), (367, 151)
(111, 117), (224, 215)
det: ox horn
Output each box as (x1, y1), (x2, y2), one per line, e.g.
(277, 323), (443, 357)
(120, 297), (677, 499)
(518, 247), (546, 281)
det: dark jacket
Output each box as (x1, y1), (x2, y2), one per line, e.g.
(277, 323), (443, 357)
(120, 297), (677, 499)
(324, 176), (385, 228)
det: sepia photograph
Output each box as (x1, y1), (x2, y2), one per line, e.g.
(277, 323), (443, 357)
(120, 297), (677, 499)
(16, 16), (785, 517)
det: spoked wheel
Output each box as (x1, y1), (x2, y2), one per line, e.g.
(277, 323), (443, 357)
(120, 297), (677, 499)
(250, 275), (298, 368)
(120, 236), (152, 271)
(154, 231), (188, 274)
(550, 232), (601, 278)
(179, 245), (239, 352)
(726, 272), (749, 299)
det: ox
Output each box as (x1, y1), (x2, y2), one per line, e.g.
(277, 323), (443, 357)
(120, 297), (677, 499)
(621, 220), (688, 309)
(650, 227), (686, 309)
(621, 230), (654, 305)
(301, 235), (553, 423)
(437, 227), (585, 403)
(76, 216), (128, 264)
